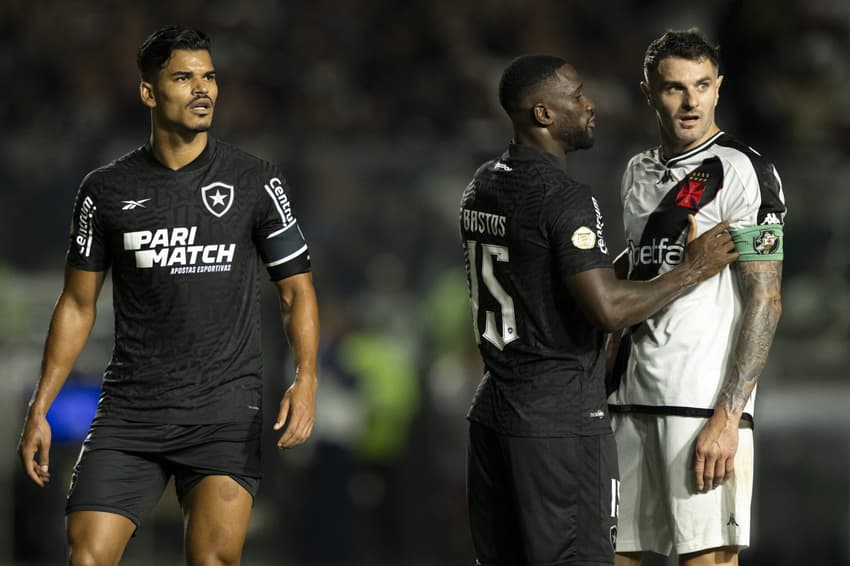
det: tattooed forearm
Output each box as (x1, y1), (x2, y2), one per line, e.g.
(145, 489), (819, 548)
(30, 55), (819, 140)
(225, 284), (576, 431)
(716, 261), (783, 415)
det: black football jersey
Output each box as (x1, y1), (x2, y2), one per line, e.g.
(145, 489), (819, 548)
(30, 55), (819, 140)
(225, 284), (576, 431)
(460, 143), (612, 436)
(67, 138), (310, 423)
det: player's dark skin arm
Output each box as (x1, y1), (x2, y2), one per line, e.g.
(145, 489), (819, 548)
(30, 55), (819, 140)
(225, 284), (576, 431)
(17, 266), (105, 486)
(694, 260), (782, 491)
(567, 217), (738, 333)
(604, 250), (631, 387)
(273, 271), (320, 448)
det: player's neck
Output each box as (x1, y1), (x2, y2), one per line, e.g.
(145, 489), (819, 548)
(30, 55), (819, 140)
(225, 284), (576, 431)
(514, 131), (568, 168)
(659, 124), (721, 161)
(149, 129), (209, 171)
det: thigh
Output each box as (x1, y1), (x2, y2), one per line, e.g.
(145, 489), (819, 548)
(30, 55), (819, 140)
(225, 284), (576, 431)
(168, 421), (262, 564)
(611, 414), (672, 556)
(66, 445), (171, 527)
(505, 433), (618, 565)
(467, 421), (524, 566)
(182, 475), (253, 565)
(169, 420), (262, 503)
(663, 418), (752, 556)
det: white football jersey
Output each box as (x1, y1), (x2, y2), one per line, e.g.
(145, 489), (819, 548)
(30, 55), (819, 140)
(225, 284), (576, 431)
(608, 131), (785, 419)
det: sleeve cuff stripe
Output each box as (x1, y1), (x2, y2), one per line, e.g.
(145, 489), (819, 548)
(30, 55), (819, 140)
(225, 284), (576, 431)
(266, 245), (308, 267)
(266, 223), (296, 239)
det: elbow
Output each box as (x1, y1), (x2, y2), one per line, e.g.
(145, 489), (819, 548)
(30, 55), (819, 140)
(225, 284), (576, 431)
(586, 306), (624, 334)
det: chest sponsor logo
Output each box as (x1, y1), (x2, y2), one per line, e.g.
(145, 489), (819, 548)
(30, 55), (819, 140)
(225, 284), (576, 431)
(201, 182), (234, 218)
(123, 226), (236, 275)
(628, 237), (683, 267)
(754, 229), (780, 255)
(675, 171), (709, 209)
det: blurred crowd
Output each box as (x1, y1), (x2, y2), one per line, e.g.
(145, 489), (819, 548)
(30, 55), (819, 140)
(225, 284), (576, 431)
(1, 0), (849, 564)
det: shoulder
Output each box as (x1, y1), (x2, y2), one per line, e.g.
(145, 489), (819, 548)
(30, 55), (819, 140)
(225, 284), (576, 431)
(712, 134), (781, 190)
(79, 145), (147, 191)
(215, 139), (284, 176)
(625, 148), (656, 172)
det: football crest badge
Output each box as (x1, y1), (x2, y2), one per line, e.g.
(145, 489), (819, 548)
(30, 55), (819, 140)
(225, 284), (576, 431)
(201, 182), (234, 218)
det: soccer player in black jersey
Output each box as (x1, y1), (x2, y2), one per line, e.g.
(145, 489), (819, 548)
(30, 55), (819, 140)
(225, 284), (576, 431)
(17, 26), (319, 565)
(460, 55), (739, 565)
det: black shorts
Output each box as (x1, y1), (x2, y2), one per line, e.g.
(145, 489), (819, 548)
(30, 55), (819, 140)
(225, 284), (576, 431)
(467, 421), (619, 566)
(66, 416), (262, 527)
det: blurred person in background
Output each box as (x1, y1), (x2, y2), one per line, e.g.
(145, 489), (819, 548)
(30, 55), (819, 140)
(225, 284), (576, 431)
(460, 54), (738, 566)
(16, 25), (319, 566)
(608, 29), (785, 566)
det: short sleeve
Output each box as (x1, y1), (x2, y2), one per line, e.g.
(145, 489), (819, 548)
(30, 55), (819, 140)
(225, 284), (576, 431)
(66, 173), (110, 272)
(547, 182), (610, 277)
(721, 157), (786, 262)
(253, 162), (311, 281)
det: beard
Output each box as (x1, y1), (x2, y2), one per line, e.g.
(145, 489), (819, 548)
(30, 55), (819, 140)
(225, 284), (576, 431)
(564, 126), (594, 151)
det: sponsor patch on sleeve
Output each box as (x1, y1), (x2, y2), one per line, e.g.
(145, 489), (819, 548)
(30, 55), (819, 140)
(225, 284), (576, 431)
(571, 226), (597, 250)
(731, 225), (784, 261)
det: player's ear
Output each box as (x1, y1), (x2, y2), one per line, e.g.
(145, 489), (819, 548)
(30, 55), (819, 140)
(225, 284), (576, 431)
(531, 103), (553, 126)
(640, 81), (652, 106)
(140, 81), (156, 109)
(714, 75), (724, 106)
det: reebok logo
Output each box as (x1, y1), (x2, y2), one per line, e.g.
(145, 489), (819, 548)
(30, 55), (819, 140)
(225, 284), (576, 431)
(122, 199), (150, 210)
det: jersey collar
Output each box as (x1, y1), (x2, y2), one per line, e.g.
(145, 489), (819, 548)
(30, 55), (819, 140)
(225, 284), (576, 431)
(143, 137), (217, 173)
(658, 131), (725, 167)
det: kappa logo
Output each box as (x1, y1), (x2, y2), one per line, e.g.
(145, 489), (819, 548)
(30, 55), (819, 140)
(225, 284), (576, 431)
(122, 199), (150, 210)
(761, 212), (781, 225)
(727, 513), (739, 527)
(201, 182), (234, 218)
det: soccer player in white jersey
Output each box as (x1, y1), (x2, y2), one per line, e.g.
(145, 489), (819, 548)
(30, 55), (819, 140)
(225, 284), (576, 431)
(608, 29), (785, 566)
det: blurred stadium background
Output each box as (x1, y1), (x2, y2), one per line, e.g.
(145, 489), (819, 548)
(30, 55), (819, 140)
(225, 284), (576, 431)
(1, 0), (849, 564)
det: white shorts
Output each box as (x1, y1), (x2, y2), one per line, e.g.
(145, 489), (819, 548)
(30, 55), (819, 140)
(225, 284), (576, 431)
(611, 413), (753, 556)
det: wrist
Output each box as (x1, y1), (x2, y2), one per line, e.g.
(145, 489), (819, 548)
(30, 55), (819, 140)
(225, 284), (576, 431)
(712, 405), (742, 425)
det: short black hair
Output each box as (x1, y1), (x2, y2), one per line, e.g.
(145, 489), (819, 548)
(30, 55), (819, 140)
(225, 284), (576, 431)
(498, 55), (567, 113)
(643, 28), (720, 81)
(137, 25), (211, 82)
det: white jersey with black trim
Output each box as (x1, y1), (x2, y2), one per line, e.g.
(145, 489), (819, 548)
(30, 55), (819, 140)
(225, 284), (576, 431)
(608, 131), (786, 418)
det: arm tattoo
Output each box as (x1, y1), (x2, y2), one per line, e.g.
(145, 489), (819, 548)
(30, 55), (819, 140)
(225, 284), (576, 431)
(716, 261), (783, 414)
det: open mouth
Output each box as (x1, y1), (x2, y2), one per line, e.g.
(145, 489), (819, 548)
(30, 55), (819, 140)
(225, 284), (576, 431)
(678, 114), (700, 128)
(188, 98), (213, 114)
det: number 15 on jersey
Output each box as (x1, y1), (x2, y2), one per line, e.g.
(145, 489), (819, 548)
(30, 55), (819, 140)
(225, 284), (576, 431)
(465, 239), (519, 351)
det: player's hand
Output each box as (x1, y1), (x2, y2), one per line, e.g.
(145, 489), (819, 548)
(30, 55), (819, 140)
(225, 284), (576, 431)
(693, 409), (739, 492)
(17, 411), (52, 487)
(273, 373), (317, 449)
(681, 215), (738, 282)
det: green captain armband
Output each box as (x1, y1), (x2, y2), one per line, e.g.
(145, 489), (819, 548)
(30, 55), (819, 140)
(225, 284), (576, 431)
(730, 225), (784, 261)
